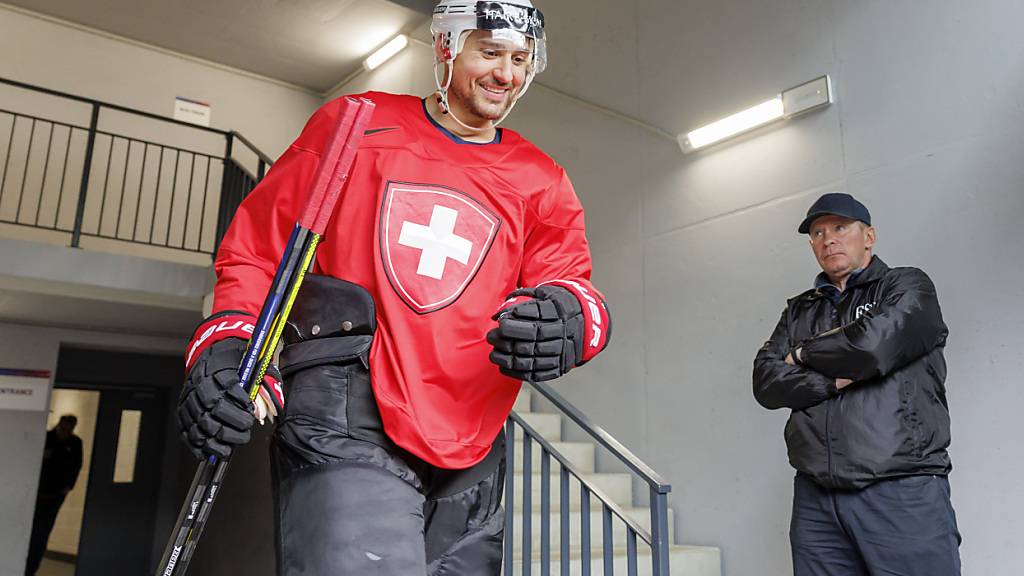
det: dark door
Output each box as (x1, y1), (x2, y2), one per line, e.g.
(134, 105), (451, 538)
(76, 387), (167, 576)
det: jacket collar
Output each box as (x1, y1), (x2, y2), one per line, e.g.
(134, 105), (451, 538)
(847, 255), (888, 289)
(809, 255), (888, 301)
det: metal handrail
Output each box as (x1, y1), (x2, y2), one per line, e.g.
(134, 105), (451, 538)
(505, 382), (674, 575)
(0, 107), (89, 131)
(230, 131), (274, 167)
(0, 77), (269, 168)
(509, 411), (655, 545)
(0, 77), (230, 136)
(528, 380), (671, 494)
(0, 77), (273, 255)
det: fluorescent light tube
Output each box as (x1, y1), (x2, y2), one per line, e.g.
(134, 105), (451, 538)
(364, 34), (408, 71)
(678, 75), (832, 153)
(681, 98), (785, 152)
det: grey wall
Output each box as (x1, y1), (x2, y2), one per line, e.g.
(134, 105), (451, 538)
(557, 1), (1024, 574)
(337, 1), (1024, 574)
(0, 323), (182, 576)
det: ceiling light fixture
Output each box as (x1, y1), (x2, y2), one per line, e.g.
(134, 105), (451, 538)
(679, 75), (832, 153)
(364, 34), (409, 71)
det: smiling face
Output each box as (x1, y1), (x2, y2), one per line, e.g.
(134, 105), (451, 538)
(808, 215), (875, 287)
(446, 30), (532, 128)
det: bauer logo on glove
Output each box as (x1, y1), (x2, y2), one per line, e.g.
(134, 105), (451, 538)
(487, 283), (610, 382)
(179, 314), (284, 460)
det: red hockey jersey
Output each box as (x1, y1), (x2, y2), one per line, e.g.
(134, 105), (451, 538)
(212, 92), (609, 468)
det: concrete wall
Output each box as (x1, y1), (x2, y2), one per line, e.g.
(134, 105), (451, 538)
(337, 1), (1024, 574)
(0, 323), (181, 576)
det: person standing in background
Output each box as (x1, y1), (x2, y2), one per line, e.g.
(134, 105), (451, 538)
(753, 193), (961, 575)
(25, 414), (82, 576)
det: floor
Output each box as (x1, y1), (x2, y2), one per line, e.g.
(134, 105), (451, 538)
(36, 557), (75, 576)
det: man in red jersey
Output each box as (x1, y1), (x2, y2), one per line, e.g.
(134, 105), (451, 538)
(177, 1), (610, 574)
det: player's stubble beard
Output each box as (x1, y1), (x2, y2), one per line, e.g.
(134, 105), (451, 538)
(449, 76), (516, 127)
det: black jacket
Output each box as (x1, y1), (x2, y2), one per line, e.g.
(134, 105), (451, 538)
(39, 430), (83, 497)
(753, 256), (952, 490)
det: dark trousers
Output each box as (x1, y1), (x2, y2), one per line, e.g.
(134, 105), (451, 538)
(791, 474), (961, 576)
(25, 493), (66, 576)
(271, 358), (505, 576)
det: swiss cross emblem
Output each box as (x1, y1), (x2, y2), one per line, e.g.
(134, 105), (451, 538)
(379, 181), (500, 314)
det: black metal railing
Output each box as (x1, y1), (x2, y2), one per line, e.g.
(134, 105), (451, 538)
(505, 381), (672, 575)
(0, 77), (271, 256)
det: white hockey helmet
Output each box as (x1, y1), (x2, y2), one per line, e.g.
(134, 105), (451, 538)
(430, 1), (547, 131)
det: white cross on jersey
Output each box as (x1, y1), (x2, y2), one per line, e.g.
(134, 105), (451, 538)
(398, 205), (474, 280)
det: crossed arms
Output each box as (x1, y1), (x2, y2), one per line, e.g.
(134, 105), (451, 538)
(753, 269), (946, 410)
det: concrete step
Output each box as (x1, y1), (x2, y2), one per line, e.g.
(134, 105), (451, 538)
(505, 507), (674, 552)
(511, 440), (595, 474)
(514, 412), (562, 442)
(510, 471), (632, 512)
(506, 544), (721, 576)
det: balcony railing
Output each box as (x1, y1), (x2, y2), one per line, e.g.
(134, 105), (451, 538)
(0, 77), (271, 256)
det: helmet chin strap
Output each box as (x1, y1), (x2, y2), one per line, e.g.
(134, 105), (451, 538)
(432, 59), (533, 135)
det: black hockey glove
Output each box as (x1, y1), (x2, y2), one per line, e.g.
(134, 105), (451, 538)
(178, 337), (282, 460)
(487, 285), (585, 382)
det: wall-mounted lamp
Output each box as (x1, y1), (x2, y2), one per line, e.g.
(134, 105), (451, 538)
(678, 75), (832, 153)
(364, 34), (409, 71)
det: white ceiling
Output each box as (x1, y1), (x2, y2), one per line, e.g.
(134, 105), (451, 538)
(3, 0), (431, 93)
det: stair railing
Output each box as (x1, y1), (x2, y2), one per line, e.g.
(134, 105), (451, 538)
(505, 380), (672, 575)
(0, 77), (271, 256)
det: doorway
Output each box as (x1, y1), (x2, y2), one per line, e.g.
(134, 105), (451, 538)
(75, 385), (167, 575)
(28, 346), (184, 576)
(34, 389), (100, 576)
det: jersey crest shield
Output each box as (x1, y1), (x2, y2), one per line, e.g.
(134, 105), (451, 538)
(379, 181), (500, 313)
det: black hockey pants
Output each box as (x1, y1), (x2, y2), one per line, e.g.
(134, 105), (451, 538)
(271, 350), (505, 576)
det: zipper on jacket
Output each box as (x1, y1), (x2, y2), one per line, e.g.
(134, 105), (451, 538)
(825, 400), (836, 486)
(825, 297), (841, 486)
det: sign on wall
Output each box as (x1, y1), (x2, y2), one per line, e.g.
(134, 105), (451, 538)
(173, 96), (212, 127)
(0, 368), (51, 412)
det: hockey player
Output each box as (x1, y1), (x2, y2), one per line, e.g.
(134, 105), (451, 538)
(177, 1), (611, 574)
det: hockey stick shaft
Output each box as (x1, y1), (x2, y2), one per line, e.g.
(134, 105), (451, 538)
(154, 225), (312, 576)
(154, 226), (315, 576)
(177, 100), (374, 566)
(175, 232), (320, 570)
(155, 97), (373, 576)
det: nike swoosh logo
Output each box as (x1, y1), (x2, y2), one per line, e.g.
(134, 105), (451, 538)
(364, 127), (399, 136)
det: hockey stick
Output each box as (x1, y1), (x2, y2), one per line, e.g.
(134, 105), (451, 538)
(155, 96), (375, 576)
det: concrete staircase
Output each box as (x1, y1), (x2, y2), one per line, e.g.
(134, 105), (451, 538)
(503, 388), (721, 576)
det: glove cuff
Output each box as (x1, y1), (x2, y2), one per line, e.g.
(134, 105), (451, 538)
(261, 372), (285, 412)
(538, 280), (611, 363)
(185, 311), (257, 373)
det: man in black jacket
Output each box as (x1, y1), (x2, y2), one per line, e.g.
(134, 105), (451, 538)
(753, 193), (961, 575)
(25, 414), (83, 576)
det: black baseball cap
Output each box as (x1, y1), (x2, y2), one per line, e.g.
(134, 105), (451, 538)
(798, 193), (871, 234)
